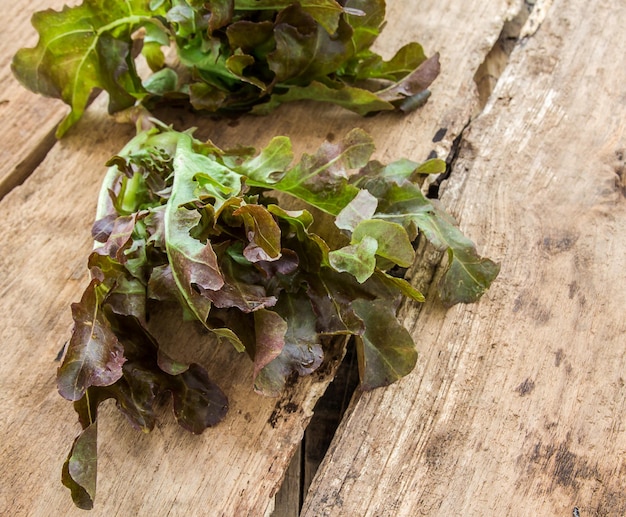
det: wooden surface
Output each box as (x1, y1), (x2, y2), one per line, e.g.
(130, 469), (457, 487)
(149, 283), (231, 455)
(0, 0), (515, 515)
(302, 0), (626, 515)
(4, 0), (622, 516)
(0, 0), (69, 199)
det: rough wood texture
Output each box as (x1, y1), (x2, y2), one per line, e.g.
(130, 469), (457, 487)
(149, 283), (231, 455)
(0, 0), (70, 199)
(302, 0), (626, 515)
(0, 0), (522, 515)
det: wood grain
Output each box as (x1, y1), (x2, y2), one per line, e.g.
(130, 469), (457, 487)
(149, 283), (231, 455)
(0, 0), (519, 515)
(0, 0), (71, 199)
(302, 0), (626, 515)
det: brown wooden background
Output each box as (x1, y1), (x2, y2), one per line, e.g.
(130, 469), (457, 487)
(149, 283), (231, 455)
(1, 0), (625, 515)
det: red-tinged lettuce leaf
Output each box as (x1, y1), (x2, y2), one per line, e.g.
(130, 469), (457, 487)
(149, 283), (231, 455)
(268, 205), (329, 272)
(165, 222), (222, 318)
(114, 364), (160, 431)
(268, 5), (353, 83)
(208, 0), (234, 32)
(97, 212), (146, 262)
(252, 308), (288, 379)
(352, 219), (415, 268)
(148, 264), (213, 322)
(62, 422), (98, 510)
(118, 359), (228, 433)
(88, 250), (127, 283)
(305, 268), (369, 335)
(226, 53), (269, 91)
(57, 280), (126, 401)
(352, 299), (417, 390)
(234, 0), (344, 34)
(198, 250), (278, 312)
(378, 53), (441, 106)
(251, 79), (395, 117)
(105, 276), (147, 321)
(62, 354), (227, 507)
(145, 206), (167, 250)
(254, 292), (323, 396)
(13, 1), (438, 135)
(61, 385), (107, 510)
(91, 214), (117, 243)
(148, 263), (186, 303)
(255, 248), (300, 277)
(169, 364), (229, 433)
(226, 19), (275, 51)
(11, 0), (166, 137)
(233, 204), (282, 262)
(328, 236), (378, 283)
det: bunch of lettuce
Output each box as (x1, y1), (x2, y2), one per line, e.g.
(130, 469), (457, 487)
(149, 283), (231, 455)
(12, 0), (440, 137)
(59, 122), (499, 508)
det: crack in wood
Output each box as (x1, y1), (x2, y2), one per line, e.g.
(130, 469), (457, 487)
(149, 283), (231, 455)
(274, 6), (544, 515)
(0, 125), (58, 201)
(474, 2), (534, 114)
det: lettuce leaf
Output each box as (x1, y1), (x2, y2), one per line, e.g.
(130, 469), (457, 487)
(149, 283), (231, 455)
(13, 0), (439, 135)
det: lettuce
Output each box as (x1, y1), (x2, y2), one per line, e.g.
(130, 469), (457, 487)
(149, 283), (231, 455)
(58, 123), (498, 507)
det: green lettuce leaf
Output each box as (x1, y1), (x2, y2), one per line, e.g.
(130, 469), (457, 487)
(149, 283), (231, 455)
(328, 236), (378, 283)
(353, 299), (417, 390)
(352, 219), (415, 267)
(413, 207), (501, 307)
(12, 0), (167, 136)
(61, 421), (98, 510)
(250, 79), (395, 116)
(246, 128), (374, 214)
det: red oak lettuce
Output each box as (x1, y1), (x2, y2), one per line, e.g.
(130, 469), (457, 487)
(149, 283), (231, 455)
(58, 123), (498, 508)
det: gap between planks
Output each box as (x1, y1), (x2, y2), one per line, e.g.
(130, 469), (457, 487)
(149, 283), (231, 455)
(272, 2), (538, 514)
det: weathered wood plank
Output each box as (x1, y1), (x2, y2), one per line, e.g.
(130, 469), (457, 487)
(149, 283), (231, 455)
(0, 0), (70, 199)
(302, 0), (626, 515)
(0, 0), (517, 515)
